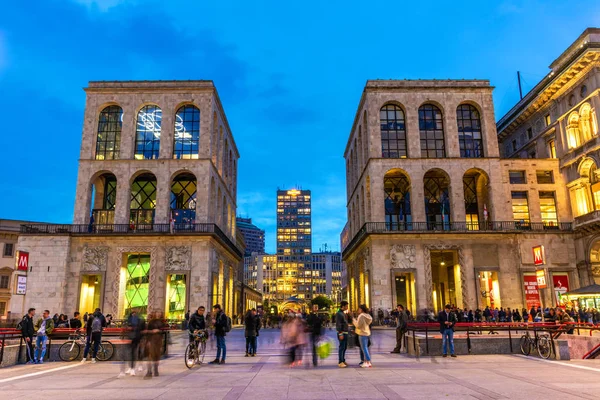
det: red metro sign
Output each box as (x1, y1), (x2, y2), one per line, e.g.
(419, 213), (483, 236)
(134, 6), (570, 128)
(533, 245), (545, 266)
(16, 251), (29, 271)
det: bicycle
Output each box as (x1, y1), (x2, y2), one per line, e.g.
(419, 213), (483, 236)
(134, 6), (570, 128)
(185, 330), (208, 369)
(58, 330), (115, 362)
(519, 329), (553, 359)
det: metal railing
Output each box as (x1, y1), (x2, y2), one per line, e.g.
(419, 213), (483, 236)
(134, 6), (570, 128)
(20, 223), (243, 258)
(342, 221), (573, 255)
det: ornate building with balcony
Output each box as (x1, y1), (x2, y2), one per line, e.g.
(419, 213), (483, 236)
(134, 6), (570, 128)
(498, 28), (600, 301)
(342, 79), (575, 316)
(16, 81), (244, 320)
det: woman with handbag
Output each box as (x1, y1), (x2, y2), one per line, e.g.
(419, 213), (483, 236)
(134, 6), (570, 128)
(352, 305), (373, 368)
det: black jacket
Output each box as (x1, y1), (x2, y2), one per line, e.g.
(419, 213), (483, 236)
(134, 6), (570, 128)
(244, 313), (257, 337)
(188, 312), (206, 332)
(85, 312), (107, 335)
(307, 312), (322, 336)
(20, 314), (34, 338)
(214, 311), (227, 337)
(335, 310), (349, 333)
(438, 310), (457, 333)
(69, 318), (82, 329)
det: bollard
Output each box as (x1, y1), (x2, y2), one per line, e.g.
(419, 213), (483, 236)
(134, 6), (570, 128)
(508, 328), (513, 353)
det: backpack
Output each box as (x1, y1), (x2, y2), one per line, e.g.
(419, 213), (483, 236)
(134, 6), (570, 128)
(224, 314), (232, 333)
(16, 316), (25, 331)
(91, 316), (103, 333)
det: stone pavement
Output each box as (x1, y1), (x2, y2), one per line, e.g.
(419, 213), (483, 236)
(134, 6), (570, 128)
(1, 328), (600, 399)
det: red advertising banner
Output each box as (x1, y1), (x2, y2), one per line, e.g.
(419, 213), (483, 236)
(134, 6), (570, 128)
(553, 274), (570, 306)
(15, 251), (29, 272)
(523, 274), (541, 309)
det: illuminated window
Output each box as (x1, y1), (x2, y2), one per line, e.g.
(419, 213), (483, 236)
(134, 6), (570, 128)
(424, 169), (451, 230)
(170, 173), (197, 224)
(135, 105), (162, 160)
(96, 105), (122, 160)
(130, 173), (157, 226)
(547, 140), (557, 159)
(419, 104), (445, 158)
(539, 191), (558, 227)
(79, 275), (102, 314)
(457, 104), (484, 158)
(384, 169), (411, 229)
(380, 104), (407, 158)
(173, 105), (200, 159)
(511, 192), (530, 224)
(536, 170), (554, 184)
(544, 114), (551, 126)
(463, 175), (479, 230)
(123, 253), (150, 318)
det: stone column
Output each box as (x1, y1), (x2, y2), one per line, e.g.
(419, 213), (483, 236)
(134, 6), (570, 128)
(450, 170), (466, 224)
(444, 103), (460, 158)
(159, 104), (174, 160)
(410, 169), (426, 222)
(120, 103), (135, 160)
(405, 104), (421, 158)
(114, 175), (131, 225)
(154, 172), (171, 224)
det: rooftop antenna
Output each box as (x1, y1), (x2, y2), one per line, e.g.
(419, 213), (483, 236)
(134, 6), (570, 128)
(517, 71), (523, 100)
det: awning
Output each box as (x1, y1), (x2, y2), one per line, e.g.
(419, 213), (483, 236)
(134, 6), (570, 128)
(564, 284), (600, 296)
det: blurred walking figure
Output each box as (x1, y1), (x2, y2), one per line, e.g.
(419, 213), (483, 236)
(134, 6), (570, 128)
(125, 311), (145, 376)
(353, 305), (373, 368)
(34, 310), (54, 364)
(336, 301), (350, 368)
(244, 309), (258, 357)
(281, 312), (306, 367)
(391, 304), (408, 354)
(144, 312), (165, 379)
(307, 304), (323, 367)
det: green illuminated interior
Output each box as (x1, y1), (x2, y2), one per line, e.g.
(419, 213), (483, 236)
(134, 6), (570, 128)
(124, 254), (150, 318)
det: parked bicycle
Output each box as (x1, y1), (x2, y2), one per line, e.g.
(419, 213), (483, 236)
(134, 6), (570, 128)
(185, 329), (208, 369)
(58, 330), (115, 362)
(519, 329), (553, 359)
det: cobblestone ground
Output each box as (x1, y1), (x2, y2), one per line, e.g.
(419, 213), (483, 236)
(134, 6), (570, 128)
(1, 328), (600, 399)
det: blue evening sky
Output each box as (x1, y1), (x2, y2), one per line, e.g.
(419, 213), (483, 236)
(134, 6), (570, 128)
(0, 1), (598, 253)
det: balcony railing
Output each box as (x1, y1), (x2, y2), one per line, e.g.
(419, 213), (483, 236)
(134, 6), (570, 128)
(342, 221), (573, 256)
(574, 210), (600, 229)
(20, 223), (243, 258)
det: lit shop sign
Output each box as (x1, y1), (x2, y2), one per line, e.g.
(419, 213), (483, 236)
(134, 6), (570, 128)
(15, 251), (29, 271)
(536, 269), (547, 289)
(533, 245), (546, 266)
(16, 275), (27, 295)
(287, 189), (301, 196)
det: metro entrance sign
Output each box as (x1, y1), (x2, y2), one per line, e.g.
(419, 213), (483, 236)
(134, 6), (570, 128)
(536, 269), (547, 289)
(15, 251), (29, 271)
(533, 245), (545, 266)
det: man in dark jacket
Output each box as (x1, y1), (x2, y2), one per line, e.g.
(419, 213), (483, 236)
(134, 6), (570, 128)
(307, 304), (323, 367)
(70, 312), (82, 329)
(20, 308), (36, 364)
(391, 304), (408, 353)
(209, 304), (228, 365)
(335, 301), (349, 368)
(439, 304), (457, 357)
(81, 308), (107, 363)
(188, 306), (206, 343)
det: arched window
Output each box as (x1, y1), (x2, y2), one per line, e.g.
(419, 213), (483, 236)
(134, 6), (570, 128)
(171, 173), (197, 225)
(130, 173), (157, 226)
(424, 169), (450, 230)
(135, 105), (162, 160)
(96, 105), (122, 160)
(463, 169), (490, 230)
(90, 173), (117, 225)
(173, 105), (200, 159)
(380, 104), (407, 158)
(384, 169), (411, 230)
(567, 111), (582, 149)
(581, 103), (594, 142)
(419, 104), (445, 158)
(457, 104), (483, 158)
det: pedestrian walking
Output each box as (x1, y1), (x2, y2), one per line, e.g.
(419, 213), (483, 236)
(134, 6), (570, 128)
(390, 304), (408, 354)
(144, 312), (165, 379)
(353, 305), (373, 368)
(244, 309), (258, 357)
(124, 311), (145, 376)
(81, 308), (107, 363)
(209, 304), (229, 364)
(336, 301), (350, 368)
(439, 304), (457, 358)
(307, 304), (323, 366)
(34, 310), (54, 363)
(19, 308), (35, 364)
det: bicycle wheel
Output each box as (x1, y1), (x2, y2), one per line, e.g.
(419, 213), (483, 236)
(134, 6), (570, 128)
(185, 343), (197, 369)
(519, 335), (531, 355)
(59, 341), (80, 361)
(537, 336), (553, 359)
(96, 341), (114, 361)
(198, 341), (207, 364)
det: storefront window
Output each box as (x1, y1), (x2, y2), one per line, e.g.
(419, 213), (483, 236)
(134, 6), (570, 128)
(430, 250), (462, 312)
(478, 271), (500, 309)
(79, 275), (102, 314)
(394, 272), (416, 316)
(122, 254), (150, 318)
(165, 274), (186, 320)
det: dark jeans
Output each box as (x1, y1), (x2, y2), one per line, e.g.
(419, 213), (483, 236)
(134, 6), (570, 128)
(130, 337), (140, 369)
(393, 327), (406, 352)
(24, 336), (34, 362)
(338, 333), (348, 364)
(289, 345), (302, 363)
(216, 335), (226, 360)
(83, 332), (101, 358)
(245, 336), (257, 354)
(311, 334), (320, 366)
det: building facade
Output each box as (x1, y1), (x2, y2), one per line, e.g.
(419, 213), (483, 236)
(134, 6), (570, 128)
(342, 79), (575, 316)
(311, 251), (342, 303)
(0, 219), (25, 320)
(236, 217), (265, 256)
(498, 28), (600, 303)
(17, 81), (244, 320)
(276, 189), (312, 300)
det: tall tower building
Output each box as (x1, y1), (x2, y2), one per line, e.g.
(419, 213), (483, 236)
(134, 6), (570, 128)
(276, 189), (312, 301)
(236, 217), (265, 256)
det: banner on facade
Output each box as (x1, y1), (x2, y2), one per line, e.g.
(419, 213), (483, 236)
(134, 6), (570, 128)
(16, 275), (27, 295)
(15, 251), (29, 271)
(536, 269), (547, 289)
(553, 274), (570, 306)
(523, 274), (541, 309)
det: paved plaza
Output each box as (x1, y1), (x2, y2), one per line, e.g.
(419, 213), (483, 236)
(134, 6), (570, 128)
(1, 329), (600, 399)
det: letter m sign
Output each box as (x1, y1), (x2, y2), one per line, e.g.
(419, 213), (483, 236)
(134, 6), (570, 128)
(16, 251), (29, 271)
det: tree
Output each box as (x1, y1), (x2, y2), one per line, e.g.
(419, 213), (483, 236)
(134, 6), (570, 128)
(310, 295), (333, 310)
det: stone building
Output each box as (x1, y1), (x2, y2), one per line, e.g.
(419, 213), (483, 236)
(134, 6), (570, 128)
(17, 80), (244, 320)
(311, 251), (342, 302)
(342, 79), (575, 316)
(498, 28), (600, 307)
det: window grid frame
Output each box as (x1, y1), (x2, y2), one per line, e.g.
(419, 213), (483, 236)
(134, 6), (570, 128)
(419, 104), (446, 158)
(457, 104), (484, 158)
(380, 104), (407, 158)
(173, 105), (201, 160)
(95, 105), (123, 160)
(135, 105), (162, 160)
